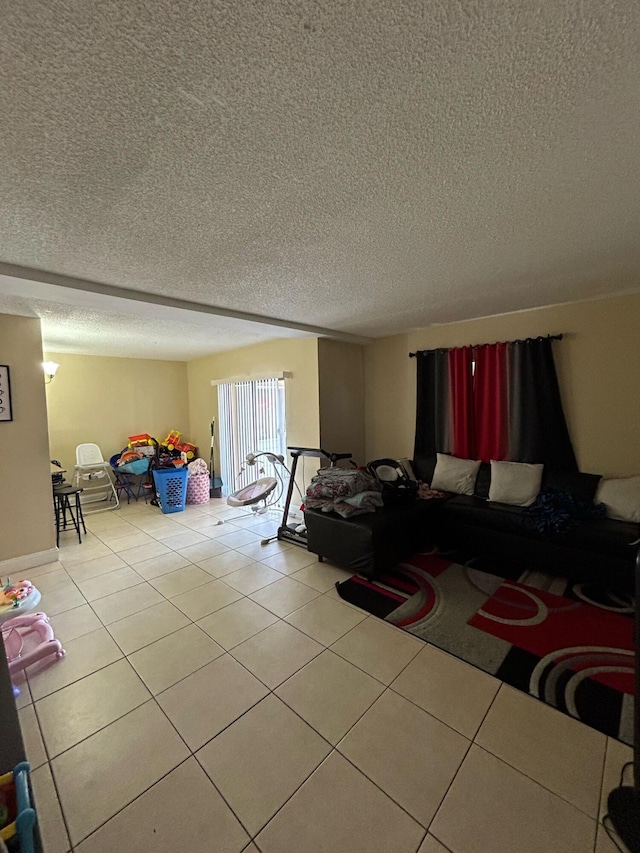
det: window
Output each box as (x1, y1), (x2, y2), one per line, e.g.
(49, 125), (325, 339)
(217, 377), (287, 497)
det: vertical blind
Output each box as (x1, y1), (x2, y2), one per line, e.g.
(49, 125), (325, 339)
(217, 377), (287, 496)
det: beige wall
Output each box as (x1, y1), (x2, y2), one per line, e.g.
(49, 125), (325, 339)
(364, 292), (640, 477)
(0, 314), (55, 560)
(44, 352), (190, 471)
(318, 339), (365, 465)
(187, 337), (320, 484)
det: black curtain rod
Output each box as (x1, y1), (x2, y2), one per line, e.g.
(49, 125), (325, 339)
(409, 333), (563, 358)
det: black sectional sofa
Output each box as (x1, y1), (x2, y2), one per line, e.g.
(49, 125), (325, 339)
(304, 456), (640, 595)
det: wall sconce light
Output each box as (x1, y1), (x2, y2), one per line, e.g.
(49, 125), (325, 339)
(43, 361), (60, 384)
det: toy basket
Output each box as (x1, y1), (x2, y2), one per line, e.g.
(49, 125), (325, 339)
(186, 472), (210, 505)
(153, 467), (188, 514)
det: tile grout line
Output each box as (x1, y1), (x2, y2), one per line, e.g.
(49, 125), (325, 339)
(30, 501), (492, 851)
(596, 737), (611, 840)
(468, 684), (608, 824)
(196, 724), (331, 844)
(30, 698), (76, 853)
(94, 531), (416, 842)
(339, 593), (619, 831)
(196, 618), (455, 839)
(53, 643), (307, 837)
(31, 565), (282, 703)
(59, 648), (273, 846)
(309, 644), (477, 834)
(50, 504), (233, 842)
(474, 741), (602, 830)
(68, 754), (196, 850)
(37, 525), (333, 751)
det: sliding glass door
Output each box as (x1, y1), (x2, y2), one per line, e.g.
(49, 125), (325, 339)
(217, 377), (287, 498)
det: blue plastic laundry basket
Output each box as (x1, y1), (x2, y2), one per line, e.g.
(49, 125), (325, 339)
(152, 467), (188, 514)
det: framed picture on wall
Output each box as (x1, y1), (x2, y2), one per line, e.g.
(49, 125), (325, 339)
(0, 365), (13, 422)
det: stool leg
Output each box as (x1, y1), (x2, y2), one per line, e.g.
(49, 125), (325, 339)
(76, 492), (87, 537)
(61, 494), (71, 530)
(54, 494), (61, 547)
(64, 494), (81, 543)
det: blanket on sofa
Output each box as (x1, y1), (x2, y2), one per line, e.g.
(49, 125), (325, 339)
(305, 468), (383, 518)
(523, 489), (606, 535)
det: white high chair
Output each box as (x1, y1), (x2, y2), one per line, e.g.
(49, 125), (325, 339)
(74, 443), (119, 512)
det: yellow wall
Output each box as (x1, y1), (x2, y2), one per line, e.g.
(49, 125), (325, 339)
(364, 293), (640, 477)
(44, 352), (190, 471)
(187, 337), (320, 481)
(0, 314), (55, 560)
(318, 339), (365, 465)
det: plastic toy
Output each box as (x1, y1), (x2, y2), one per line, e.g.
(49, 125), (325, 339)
(175, 441), (196, 459)
(0, 579), (35, 608)
(1, 612), (65, 676)
(0, 583), (41, 625)
(0, 762), (37, 853)
(164, 430), (181, 450)
(127, 433), (157, 455)
(128, 433), (154, 445)
(118, 450), (144, 466)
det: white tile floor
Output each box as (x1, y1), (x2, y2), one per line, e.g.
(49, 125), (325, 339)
(14, 498), (633, 852)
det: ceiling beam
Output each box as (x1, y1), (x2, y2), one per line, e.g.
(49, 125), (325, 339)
(0, 262), (373, 346)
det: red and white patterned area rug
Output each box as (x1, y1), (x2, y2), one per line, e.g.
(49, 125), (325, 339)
(336, 549), (635, 745)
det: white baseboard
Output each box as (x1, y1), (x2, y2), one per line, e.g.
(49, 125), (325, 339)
(0, 548), (60, 574)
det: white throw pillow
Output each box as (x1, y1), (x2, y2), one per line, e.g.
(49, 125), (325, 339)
(431, 453), (481, 496)
(488, 460), (544, 507)
(595, 476), (640, 523)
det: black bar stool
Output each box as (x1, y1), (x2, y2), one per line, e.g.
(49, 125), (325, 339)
(53, 485), (87, 546)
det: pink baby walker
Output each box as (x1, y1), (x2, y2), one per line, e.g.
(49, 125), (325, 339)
(1, 612), (65, 676)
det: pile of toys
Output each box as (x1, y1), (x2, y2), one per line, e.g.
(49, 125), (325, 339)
(127, 431), (198, 468)
(162, 430), (197, 459)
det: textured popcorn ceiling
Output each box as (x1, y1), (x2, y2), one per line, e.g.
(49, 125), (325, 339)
(1, 1), (640, 359)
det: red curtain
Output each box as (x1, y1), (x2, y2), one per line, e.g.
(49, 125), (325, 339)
(415, 338), (576, 468)
(448, 346), (475, 459)
(474, 343), (508, 462)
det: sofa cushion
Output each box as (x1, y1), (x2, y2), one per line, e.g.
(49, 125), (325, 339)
(431, 454), (481, 495)
(412, 455), (437, 484)
(474, 462), (491, 499)
(554, 517), (640, 561)
(541, 470), (602, 505)
(441, 495), (541, 539)
(595, 476), (640, 523)
(488, 460), (544, 507)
